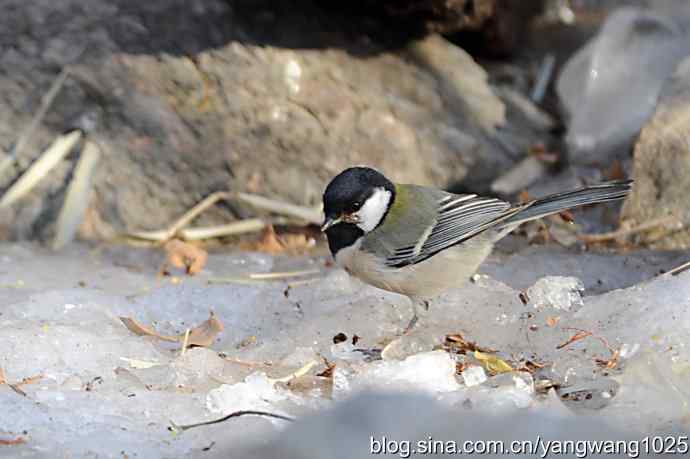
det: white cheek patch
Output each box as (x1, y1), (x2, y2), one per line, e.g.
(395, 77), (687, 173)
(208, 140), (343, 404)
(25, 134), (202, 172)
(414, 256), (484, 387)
(355, 187), (392, 232)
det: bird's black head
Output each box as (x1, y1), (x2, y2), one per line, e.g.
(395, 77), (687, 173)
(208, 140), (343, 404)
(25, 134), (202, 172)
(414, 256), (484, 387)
(321, 167), (395, 255)
(322, 167), (395, 226)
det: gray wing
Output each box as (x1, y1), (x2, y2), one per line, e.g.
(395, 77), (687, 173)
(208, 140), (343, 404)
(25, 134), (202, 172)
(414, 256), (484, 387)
(382, 188), (518, 268)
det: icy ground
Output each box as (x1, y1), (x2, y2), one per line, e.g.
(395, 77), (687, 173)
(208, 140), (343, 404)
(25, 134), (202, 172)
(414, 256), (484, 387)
(0, 241), (689, 458)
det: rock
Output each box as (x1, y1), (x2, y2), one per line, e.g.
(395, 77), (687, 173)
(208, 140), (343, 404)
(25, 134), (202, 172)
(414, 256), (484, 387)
(621, 56), (690, 249)
(410, 34), (506, 132)
(0, 0), (544, 241)
(557, 6), (690, 164)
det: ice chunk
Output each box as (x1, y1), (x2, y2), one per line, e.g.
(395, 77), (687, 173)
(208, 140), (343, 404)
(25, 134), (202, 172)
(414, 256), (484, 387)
(332, 364), (356, 399)
(475, 372), (535, 409)
(461, 365), (488, 387)
(558, 6), (690, 163)
(340, 351), (461, 394)
(526, 276), (584, 311)
(618, 342), (640, 360)
(380, 334), (439, 361)
(206, 372), (287, 419)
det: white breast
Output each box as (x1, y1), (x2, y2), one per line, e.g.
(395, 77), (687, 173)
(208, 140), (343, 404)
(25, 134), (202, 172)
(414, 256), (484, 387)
(334, 234), (495, 301)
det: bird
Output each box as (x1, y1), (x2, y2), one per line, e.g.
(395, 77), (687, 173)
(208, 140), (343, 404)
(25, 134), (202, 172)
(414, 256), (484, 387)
(321, 166), (632, 331)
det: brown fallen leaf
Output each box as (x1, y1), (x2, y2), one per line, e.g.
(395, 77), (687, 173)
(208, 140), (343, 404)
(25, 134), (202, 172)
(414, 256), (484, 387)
(0, 367), (43, 397)
(443, 333), (495, 354)
(316, 358), (336, 378)
(0, 436), (26, 446)
(545, 316), (561, 327)
(250, 225), (284, 254)
(517, 359), (546, 374)
(595, 349), (620, 370)
(241, 225), (314, 254)
(14, 374), (43, 387)
(120, 317), (179, 343)
(186, 312), (224, 347)
(120, 312), (223, 348)
(162, 239), (208, 275)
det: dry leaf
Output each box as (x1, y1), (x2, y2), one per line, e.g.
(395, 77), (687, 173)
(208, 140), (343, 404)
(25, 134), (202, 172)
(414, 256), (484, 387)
(162, 239), (208, 275)
(120, 312), (223, 348)
(253, 225), (285, 253)
(474, 350), (513, 375)
(444, 333), (494, 354)
(545, 316), (561, 327)
(236, 335), (257, 349)
(518, 359), (546, 374)
(15, 375), (42, 387)
(0, 368), (43, 396)
(595, 349), (620, 369)
(186, 312), (224, 347)
(242, 225), (313, 254)
(0, 436), (26, 446)
(120, 317), (179, 342)
(316, 359), (336, 378)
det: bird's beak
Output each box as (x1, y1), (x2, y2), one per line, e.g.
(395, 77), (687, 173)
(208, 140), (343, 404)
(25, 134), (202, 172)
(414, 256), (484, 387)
(320, 216), (342, 232)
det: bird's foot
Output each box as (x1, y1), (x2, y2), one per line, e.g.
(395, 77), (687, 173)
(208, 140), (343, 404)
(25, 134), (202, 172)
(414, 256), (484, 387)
(402, 314), (419, 335)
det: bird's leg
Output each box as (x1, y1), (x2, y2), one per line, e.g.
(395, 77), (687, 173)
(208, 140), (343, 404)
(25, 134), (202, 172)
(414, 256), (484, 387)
(403, 299), (430, 335)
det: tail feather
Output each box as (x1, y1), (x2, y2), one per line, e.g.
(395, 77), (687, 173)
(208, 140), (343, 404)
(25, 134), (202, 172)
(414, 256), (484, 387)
(501, 180), (633, 226)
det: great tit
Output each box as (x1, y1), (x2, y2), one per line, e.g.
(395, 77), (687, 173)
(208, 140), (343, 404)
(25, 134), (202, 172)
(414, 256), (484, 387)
(321, 166), (632, 330)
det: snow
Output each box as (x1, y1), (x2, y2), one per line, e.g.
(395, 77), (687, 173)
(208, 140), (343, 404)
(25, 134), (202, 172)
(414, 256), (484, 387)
(0, 242), (688, 457)
(526, 276), (585, 311)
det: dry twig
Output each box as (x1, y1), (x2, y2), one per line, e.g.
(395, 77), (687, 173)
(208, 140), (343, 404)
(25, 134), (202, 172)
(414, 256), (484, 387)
(0, 130), (83, 208)
(0, 67), (70, 177)
(126, 191), (320, 242)
(664, 260), (690, 277)
(557, 327), (619, 369)
(169, 410), (294, 434)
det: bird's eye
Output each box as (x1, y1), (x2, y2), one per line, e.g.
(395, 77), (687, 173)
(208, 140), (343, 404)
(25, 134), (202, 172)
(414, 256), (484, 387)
(352, 202), (361, 210)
